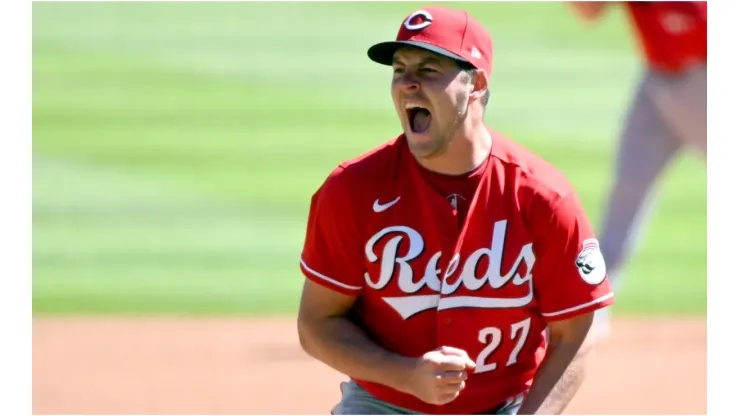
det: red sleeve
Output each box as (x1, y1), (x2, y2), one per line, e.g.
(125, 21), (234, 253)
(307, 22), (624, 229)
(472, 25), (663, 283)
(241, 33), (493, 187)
(299, 167), (365, 296)
(530, 191), (614, 322)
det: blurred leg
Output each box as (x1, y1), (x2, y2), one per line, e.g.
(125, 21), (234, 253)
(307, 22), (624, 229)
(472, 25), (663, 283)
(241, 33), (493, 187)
(590, 70), (683, 340)
(652, 64), (707, 159)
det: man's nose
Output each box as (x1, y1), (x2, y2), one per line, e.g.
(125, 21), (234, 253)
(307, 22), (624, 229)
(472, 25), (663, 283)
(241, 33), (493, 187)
(398, 72), (420, 92)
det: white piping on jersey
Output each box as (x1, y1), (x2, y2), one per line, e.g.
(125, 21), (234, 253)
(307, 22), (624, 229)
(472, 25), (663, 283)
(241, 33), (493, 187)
(540, 292), (615, 318)
(300, 259), (363, 291)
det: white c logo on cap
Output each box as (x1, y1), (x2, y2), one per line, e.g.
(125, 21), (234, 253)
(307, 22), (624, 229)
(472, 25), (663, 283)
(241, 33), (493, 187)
(404, 10), (433, 31)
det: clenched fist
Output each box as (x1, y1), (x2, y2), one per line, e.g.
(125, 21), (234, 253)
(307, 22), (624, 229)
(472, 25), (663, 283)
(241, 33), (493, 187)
(404, 346), (476, 406)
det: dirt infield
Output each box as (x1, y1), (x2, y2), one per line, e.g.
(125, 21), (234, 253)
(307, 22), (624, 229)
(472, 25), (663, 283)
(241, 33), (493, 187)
(32, 316), (705, 415)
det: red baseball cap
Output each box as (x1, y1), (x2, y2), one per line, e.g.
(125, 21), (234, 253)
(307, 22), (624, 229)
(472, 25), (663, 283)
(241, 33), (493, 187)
(367, 6), (494, 78)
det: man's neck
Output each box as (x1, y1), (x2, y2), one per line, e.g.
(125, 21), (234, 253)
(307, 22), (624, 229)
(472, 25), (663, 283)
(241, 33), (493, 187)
(416, 123), (492, 176)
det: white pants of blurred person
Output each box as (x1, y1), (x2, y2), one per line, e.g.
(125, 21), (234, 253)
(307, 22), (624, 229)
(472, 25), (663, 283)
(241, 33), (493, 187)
(591, 63), (706, 340)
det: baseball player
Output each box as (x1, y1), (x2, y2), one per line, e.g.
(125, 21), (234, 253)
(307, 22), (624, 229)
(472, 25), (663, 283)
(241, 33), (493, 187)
(567, 1), (706, 339)
(297, 6), (614, 415)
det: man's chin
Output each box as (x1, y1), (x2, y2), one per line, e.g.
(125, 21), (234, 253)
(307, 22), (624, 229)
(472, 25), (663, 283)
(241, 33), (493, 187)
(407, 137), (443, 160)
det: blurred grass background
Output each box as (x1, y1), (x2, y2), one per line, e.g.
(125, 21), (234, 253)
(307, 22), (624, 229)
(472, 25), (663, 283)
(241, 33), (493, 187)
(32, 2), (706, 316)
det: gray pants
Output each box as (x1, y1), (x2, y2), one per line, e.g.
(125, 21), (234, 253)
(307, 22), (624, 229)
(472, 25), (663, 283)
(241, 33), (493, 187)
(598, 64), (706, 288)
(330, 380), (524, 415)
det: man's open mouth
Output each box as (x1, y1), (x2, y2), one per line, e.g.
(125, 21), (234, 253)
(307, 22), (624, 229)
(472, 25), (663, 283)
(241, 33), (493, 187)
(405, 103), (432, 134)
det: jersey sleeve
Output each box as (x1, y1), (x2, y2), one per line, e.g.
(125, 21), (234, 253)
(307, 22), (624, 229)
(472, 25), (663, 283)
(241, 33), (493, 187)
(530, 191), (614, 322)
(299, 167), (365, 296)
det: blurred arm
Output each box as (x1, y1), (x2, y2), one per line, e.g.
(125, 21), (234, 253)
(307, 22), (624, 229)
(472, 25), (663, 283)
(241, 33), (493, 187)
(566, 1), (612, 22)
(516, 312), (595, 415)
(297, 279), (416, 393)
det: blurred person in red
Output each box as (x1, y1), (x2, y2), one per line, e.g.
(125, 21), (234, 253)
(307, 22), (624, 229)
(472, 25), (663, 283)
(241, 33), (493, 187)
(567, 1), (706, 341)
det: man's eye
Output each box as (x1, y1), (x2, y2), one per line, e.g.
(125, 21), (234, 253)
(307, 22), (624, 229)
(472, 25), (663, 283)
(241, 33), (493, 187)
(421, 67), (437, 73)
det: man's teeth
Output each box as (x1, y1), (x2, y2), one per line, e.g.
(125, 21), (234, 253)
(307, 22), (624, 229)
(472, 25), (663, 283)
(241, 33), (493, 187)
(404, 102), (426, 110)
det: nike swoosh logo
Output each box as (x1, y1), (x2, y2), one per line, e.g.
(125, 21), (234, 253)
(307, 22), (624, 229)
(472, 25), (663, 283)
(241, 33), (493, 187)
(373, 196), (400, 213)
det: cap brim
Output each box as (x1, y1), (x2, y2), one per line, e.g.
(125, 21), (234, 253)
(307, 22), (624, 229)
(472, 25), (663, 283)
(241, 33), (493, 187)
(367, 40), (471, 67)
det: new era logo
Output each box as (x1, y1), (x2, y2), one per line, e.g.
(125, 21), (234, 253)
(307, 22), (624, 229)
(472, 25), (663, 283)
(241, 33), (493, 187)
(471, 46), (482, 59)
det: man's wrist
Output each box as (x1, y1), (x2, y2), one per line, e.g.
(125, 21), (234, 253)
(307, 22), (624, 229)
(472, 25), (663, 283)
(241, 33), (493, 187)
(384, 354), (419, 394)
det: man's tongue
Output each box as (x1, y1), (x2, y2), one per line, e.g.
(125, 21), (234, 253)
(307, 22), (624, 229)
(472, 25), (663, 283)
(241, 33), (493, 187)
(412, 109), (431, 133)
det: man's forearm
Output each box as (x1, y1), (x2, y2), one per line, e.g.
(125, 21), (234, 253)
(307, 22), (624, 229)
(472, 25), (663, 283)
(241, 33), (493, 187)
(298, 315), (415, 393)
(517, 340), (588, 415)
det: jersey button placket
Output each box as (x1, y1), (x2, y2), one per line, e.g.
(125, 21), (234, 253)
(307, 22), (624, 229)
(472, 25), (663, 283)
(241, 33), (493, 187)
(437, 252), (459, 343)
(440, 251), (460, 298)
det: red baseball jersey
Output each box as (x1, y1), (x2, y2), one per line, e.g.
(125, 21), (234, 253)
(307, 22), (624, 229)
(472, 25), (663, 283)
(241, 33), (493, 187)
(625, 1), (707, 73)
(300, 131), (614, 414)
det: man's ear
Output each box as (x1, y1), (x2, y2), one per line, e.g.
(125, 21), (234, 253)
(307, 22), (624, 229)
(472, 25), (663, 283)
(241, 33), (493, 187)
(469, 69), (488, 102)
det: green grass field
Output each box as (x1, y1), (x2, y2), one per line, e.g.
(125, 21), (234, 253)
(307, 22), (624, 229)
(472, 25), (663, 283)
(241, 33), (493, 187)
(32, 2), (706, 316)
